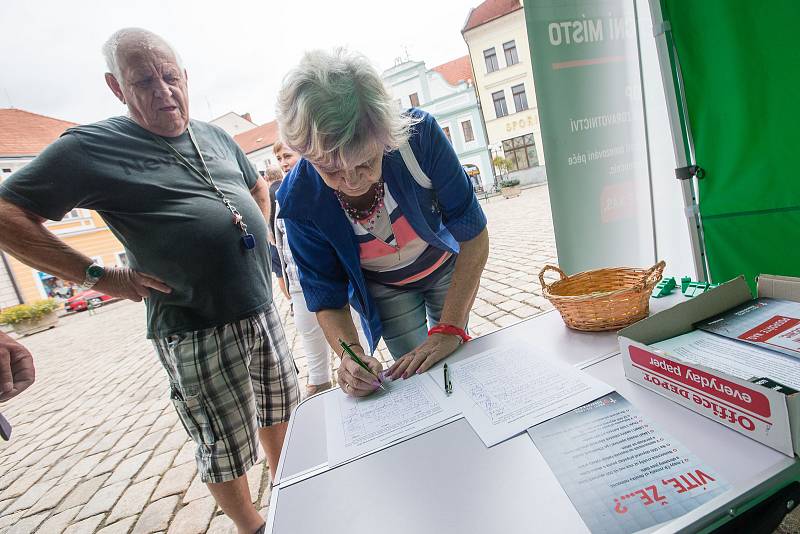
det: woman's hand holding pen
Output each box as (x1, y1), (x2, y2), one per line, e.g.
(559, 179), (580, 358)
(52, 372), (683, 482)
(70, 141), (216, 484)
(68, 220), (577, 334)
(337, 345), (384, 397)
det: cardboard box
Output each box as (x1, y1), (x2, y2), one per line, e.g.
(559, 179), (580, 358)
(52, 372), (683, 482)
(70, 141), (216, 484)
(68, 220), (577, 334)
(618, 274), (800, 457)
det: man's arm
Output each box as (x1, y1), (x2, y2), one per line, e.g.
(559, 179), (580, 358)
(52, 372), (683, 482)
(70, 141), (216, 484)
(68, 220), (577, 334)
(0, 198), (170, 301)
(0, 198), (93, 282)
(250, 177), (271, 228)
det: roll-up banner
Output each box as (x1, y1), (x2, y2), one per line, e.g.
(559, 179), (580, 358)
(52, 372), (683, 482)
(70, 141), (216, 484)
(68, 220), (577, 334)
(524, 0), (656, 274)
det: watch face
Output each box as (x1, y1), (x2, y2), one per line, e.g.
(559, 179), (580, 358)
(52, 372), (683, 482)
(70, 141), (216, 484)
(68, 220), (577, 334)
(87, 265), (105, 278)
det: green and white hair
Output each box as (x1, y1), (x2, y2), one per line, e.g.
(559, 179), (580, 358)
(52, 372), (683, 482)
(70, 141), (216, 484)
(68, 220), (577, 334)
(276, 48), (420, 170)
(102, 28), (184, 83)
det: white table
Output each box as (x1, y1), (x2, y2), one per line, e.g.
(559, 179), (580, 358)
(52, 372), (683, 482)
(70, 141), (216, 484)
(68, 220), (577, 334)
(266, 295), (799, 533)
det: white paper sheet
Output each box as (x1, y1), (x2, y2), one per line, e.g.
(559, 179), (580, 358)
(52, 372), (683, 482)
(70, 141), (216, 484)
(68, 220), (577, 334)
(448, 346), (614, 447)
(324, 374), (460, 466)
(528, 392), (729, 533)
(652, 329), (800, 390)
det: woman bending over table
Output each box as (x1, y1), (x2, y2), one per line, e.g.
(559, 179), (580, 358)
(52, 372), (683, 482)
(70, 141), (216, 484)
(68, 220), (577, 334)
(275, 48), (489, 397)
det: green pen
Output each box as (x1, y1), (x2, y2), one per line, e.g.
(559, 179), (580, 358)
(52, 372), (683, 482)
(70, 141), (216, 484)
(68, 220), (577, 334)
(338, 338), (387, 392)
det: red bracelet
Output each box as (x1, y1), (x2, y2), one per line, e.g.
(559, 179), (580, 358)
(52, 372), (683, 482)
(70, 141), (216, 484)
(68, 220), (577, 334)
(428, 324), (472, 343)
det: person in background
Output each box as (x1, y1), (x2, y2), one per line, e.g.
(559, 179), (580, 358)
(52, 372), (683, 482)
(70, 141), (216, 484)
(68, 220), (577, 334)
(276, 49), (489, 399)
(273, 140), (298, 177)
(272, 142), (368, 396)
(268, 142), (295, 301)
(263, 165), (289, 302)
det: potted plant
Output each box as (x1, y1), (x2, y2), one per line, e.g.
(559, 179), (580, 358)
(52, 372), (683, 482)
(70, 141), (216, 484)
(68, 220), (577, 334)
(493, 156), (520, 198)
(499, 178), (521, 199)
(0, 299), (61, 336)
(492, 155), (512, 179)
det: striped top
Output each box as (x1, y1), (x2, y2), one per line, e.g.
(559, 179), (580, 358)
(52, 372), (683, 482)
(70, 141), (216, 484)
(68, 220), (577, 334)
(345, 184), (451, 287)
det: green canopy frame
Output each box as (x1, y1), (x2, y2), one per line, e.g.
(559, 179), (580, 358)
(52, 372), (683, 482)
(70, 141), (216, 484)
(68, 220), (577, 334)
(650, 0), (800, 289)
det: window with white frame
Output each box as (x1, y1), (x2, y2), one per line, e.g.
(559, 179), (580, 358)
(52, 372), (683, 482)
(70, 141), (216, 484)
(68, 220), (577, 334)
(502, 134), (539, 171)
(492, 90), (508, 118)
(511, 84), (529, 112)
(503, 41), (519, 66)
(442, 126), (453, 143)
(45, 208), (96, 234)
(483, 48), (499, 73)
(409, 93), (420, 107)
(461, 120), (475, 143)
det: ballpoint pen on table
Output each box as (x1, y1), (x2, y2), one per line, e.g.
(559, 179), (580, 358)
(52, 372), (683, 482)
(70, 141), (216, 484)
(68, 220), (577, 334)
(443, 363), (453, 395)
(338, 338), (387, 392)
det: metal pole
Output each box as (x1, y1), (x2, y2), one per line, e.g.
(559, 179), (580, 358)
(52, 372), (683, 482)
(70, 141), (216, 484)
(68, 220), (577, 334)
(634, 0), (659, 266)
(0, 251), (23, 305)
(648, 0), (709, 281)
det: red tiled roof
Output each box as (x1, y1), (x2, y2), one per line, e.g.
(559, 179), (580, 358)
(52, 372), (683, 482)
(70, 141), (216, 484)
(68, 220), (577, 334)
(0, 108), (78, 157)
(234, 120), (279, 154)
(462, 0), (522, 33)
(431, 56), (474, 86)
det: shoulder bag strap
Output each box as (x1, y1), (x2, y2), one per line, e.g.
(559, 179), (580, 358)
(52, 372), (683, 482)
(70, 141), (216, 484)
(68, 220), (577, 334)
(398, 141), (433, 190)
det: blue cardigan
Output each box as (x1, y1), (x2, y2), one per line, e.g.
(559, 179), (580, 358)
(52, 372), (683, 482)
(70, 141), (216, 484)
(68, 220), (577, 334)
(276, 110), (487, 351)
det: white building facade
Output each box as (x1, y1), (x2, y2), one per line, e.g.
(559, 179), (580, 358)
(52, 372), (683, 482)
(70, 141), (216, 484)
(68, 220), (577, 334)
(463, 0), (546, 184)
(233, 121), (280, 174)
(382, 58), (494, 190)
(209, 111), (257, 137)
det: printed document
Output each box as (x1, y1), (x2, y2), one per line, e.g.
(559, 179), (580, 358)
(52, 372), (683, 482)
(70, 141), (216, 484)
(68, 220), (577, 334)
(696, 297), (800, 358)
(529, 392), (729, 534)
(653, 330), (800, 391)
(447, 346), (613, 447)
(324, 374), (460, 466)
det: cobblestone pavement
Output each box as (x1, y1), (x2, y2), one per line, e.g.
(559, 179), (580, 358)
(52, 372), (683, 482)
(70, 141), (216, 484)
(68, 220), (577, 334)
(0, 186), (557, 534)
(3, 185), (795, 533)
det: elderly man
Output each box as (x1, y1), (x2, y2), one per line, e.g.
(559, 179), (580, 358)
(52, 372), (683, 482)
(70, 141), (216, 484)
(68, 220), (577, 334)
(0, 28), (298, 534)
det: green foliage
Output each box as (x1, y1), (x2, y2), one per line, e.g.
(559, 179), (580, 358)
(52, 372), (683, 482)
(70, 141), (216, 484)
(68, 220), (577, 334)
(0, 299), (60, 325)
(499, 179), (520, 188)
(492, 156), (514, 174)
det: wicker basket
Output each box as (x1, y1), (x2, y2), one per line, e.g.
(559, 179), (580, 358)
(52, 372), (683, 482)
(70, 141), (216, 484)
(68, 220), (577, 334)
(538, 261), (666, 331)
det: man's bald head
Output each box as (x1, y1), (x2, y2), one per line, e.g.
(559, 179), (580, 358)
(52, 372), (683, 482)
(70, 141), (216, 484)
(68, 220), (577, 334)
(102, 28), (183, 83)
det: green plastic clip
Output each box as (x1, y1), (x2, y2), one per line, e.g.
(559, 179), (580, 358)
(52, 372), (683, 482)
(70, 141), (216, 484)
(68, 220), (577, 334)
(682, 281), (721, 297)
(680, 276), (692, 293)
(652, 277), (676, 298)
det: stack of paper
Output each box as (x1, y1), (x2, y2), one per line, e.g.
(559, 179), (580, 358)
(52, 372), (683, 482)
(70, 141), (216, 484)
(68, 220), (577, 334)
(652, 330), (800, 391)
(324, 374), (460, 466)
(696, 297), (800, 359)
(324, 345), (615, 464)
(446, 346), (614, 447)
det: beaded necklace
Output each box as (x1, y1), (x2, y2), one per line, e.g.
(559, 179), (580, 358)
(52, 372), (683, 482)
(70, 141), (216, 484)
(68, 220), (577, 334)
(335, 179), (385, 221)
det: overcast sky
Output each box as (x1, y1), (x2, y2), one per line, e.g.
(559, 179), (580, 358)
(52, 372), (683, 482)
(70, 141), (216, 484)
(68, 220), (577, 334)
(0, 0), (479, 125)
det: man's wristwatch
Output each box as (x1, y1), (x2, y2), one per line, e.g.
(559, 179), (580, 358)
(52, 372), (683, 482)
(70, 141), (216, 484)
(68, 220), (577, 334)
(80, 263), (105, 290)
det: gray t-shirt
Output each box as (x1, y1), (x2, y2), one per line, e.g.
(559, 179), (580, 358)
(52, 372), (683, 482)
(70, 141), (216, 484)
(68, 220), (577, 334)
(0, 116), (271, 338)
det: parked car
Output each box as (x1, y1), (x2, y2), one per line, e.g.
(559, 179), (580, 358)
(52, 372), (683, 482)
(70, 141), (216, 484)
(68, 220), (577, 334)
(65, 290), (115, 313)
